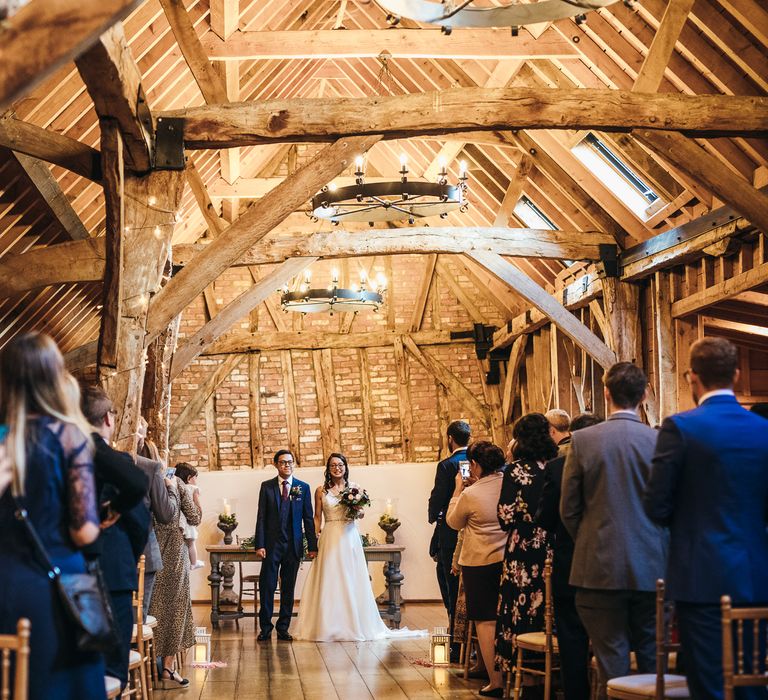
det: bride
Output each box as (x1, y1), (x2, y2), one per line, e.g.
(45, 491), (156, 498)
(294, 453), (424, 642)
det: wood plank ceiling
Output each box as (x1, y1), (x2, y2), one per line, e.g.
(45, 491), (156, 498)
(0, 0), (766, 352)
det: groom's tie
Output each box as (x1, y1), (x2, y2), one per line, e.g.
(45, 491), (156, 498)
(281, 480), (289, 503)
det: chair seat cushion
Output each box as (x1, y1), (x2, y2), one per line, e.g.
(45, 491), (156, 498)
(607, 674), (689, 699)
(516, 632), (559, 651)
(242, 575), (260, 582)
(146, 614), (158, 628)
(131, 624), (154, 641)
(128, 650), (142, 667)
(105, 675), (121, 697)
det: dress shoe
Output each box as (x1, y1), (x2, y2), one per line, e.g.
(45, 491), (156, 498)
(478, 687), (504, 698)
(277, 631), (293, 641)
(257, 631), (272, 641)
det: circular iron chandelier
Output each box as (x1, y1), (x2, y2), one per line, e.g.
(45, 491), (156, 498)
(280, 269), (388, 315)
(375, 0), (624, 30)
(310, 154), (469, 224)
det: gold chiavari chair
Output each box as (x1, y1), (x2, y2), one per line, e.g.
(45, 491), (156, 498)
(509, 559), (560, 700)
(129, 555), (152, 700)
(0, 618), (30, 700)
(721, 595), (768, 700)
(606, 580), (688, 700)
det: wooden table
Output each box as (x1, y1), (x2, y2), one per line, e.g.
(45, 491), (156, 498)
(206, 544), (405, 629)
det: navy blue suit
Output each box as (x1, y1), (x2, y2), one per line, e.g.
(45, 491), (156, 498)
(645, 394), (768, 700)
(254, 476), (317, 635)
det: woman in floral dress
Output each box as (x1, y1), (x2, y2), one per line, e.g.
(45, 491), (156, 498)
(495, 413), (559, 672)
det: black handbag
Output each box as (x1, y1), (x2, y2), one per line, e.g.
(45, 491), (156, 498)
(14, 502), (119, 654)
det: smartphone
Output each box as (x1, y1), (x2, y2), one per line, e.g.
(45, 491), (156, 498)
(165, 467), (176, 479)
(0, 425), (7, 443)
(459, 460), (470, 479)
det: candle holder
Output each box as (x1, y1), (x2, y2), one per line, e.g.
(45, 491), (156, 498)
(217, 513), (238, 545)
(378, 513), (401, 544)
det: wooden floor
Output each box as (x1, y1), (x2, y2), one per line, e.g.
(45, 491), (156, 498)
(156, 603), (486, 699)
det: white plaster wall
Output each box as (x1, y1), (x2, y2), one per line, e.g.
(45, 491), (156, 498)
(190, 462), (443, 602)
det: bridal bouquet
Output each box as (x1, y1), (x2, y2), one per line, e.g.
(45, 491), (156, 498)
(339, 483), (371, 520)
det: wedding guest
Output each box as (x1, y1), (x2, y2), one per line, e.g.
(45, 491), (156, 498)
(80, 385), (149, 688)
(0, 332), (105, 699)
(545, 409), (571, 454)
(645, 338), (768, 700)
(561, 363), (668, 700)
(496, 414), (558, 678)
(536, 413), (603, 700)
(446, 441), (507, 698)
(428, 419), (471, 662)
(174, 463), (204, 570)
(149, 462), (201, 689)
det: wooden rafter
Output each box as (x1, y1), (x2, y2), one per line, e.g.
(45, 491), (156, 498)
(165, 90), (768, 149)
(0, 0), (141, 112)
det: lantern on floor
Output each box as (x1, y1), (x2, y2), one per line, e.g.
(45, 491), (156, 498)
(194, 626), (211, 663)
(430, 626), (451, 665)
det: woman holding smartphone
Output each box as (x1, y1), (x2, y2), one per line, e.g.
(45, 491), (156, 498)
(446, 441), (507, 698)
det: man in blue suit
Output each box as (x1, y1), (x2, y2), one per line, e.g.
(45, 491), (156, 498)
(645, 337), (768, 700)
(255, 449), (318, 641)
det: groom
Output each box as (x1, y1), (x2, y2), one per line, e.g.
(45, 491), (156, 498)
(254, 449), (318, 641)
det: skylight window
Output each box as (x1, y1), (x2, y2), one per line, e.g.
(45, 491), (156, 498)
(572, 134), (663, 220)
(514, 195), (557, 230)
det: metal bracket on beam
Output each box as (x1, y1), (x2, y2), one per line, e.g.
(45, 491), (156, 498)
(598, 243), (620, 278)
(154, 117), (186, 170)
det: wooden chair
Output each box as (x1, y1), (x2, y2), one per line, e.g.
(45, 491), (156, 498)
(105, 676), (122, 699)
(463, 620), (480, 679)
(130, 555), (152, 700)
(509, 559), (559, 700)
(605, 580), (689, 700)
(721, 595), (768, 700)
(0, 618), (30, 700)
(236, 535), (259, 617)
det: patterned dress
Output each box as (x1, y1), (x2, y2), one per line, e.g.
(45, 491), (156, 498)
(495, 459), (552, 672)
(149, 477), (201, 657)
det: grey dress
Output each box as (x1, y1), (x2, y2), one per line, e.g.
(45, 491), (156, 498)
(149, 477), (202, 657)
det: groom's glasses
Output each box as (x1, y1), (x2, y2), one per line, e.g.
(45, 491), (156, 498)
(277, 459), (294, 466)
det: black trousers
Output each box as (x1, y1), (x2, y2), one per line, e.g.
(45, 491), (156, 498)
(105, 590), (134, 688)
(677, 602), (768, 700)
(554, 594), (590, 700)
(575, 589), (656, 700)
(436, 539), (459, 653)
(258, 542), (300, 635)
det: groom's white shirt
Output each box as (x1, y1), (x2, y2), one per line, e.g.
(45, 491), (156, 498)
(279, 475), (294, 491)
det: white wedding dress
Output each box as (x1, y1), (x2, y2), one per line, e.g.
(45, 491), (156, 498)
(294, 490), (425, 642)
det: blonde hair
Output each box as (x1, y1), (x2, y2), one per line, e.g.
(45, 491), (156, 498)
(0, 333), (93, 496)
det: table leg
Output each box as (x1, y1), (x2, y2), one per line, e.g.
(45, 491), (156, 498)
(208, 554), (222, 629)
(384, 553), (404, 629)
(220, 560), (239, 606)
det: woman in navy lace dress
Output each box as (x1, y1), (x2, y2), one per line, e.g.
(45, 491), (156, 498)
(0, 333), (106, 699)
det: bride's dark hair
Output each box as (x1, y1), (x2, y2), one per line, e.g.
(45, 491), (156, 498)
(323, 452), (349, 492)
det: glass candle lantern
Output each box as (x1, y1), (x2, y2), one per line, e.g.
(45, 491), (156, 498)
(430, 626), (451, 665)
(194, 626), (211, 663)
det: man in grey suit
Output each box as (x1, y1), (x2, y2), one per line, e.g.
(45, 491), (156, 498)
(560, 362), (669, 699)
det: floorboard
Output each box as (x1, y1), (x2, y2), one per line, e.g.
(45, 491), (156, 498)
(154, 603), (486, 699)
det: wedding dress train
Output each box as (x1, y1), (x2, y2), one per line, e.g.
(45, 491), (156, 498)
(294, 490), (426, 642)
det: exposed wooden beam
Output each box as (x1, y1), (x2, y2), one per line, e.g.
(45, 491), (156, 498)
(672, 259), (768, 318)
(165, 90), (768, 149)
(170, 257), (316, 380)
(435, 258), (485, 324)
(633, 0), (696, 93)
(13, 152), (91, 240)
(186, 156), (227, 237)
(205, 329), (470, 355)
(358, 349), (377, 464)
(159, 0), (229, 104)
(168, 354), (244, 446)
(701, 316), (768, 338)
(393, 336), (414, 461)
(75, 23), (153, 172)
(634, 130), (768, 235)
(312, 348), (341, 457)
(146, 134), (381, 340)
(201, 27), (579, 60)
(0, 0), (141, 112)
(402, 336), (491, 426)
(494, 154), (533, 226)
(211, 175), (396, 198)
(470, 251), (616, 369)
(409, 255), (438, 332)
(0, 117), (101, 182)
(652, 272), (676, 421)
(248, 354), (264, 468)
(501, 334), (527, 423)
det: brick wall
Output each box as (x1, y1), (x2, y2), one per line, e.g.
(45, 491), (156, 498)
(168, 254), (498, 469)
